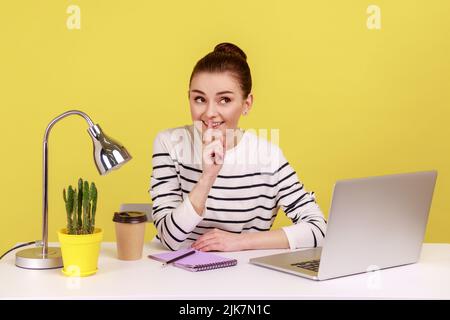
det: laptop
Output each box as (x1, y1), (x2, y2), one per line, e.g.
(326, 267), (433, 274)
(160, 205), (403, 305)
(250, 170), (438, 281)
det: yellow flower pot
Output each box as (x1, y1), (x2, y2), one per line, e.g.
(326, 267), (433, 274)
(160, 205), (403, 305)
(57, 228), (103, 277)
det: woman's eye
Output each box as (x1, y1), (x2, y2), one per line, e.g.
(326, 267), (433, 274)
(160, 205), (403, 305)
(220, 97), (231, 104)
(194, 96), (205, 103)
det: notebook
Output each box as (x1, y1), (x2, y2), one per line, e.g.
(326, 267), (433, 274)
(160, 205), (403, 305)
(148, 248), (237, 272)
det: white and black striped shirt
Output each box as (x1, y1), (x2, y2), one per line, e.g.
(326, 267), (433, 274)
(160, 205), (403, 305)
(149, 125), (327, 251)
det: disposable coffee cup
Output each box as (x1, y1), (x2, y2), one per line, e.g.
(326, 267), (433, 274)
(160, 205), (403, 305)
(113, 211), (147, 260)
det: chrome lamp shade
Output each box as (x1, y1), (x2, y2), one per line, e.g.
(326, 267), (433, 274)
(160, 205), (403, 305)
(15, 110), (131, 270)
(88, 124), (132, 175)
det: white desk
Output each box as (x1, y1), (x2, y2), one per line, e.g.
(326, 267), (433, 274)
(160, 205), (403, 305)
(1, 242), (449, 299)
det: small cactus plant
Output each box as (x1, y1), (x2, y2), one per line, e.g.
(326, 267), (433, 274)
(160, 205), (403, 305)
(63, 178), (98, 235)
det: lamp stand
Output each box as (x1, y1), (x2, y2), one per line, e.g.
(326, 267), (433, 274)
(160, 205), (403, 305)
(15, 247), (62, 269)
(15, 111), (95, 269)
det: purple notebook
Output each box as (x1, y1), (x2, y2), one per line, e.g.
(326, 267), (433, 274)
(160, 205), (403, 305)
(148, 248), (237, 272)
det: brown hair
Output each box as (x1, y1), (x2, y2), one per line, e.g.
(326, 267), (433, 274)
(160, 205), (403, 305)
(189, 42), (252, 98)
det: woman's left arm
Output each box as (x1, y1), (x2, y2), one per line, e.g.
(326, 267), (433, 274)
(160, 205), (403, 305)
(241, 229), (290, 249)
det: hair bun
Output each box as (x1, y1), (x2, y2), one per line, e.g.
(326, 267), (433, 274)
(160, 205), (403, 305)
(214, 42), (247, 61)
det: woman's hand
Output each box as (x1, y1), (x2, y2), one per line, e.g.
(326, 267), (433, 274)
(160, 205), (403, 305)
(202, 123), (226, 179)
(191, 228), (245, 252)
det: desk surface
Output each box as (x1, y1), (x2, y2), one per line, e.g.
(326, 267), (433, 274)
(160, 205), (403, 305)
(1, 242), (449, 299)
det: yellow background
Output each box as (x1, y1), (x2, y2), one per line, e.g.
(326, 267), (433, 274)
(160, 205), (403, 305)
(1, 0), (449, 255)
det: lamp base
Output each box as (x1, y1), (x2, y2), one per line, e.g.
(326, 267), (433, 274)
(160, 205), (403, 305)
(15, 247), (63, 270)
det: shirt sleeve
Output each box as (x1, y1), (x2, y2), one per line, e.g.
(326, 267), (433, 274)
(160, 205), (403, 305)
(274, 149), (327, 250)
(149, 131), (205, 251)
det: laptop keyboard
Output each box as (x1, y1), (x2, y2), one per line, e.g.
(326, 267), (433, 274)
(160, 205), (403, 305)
(291, 259), (320, 272)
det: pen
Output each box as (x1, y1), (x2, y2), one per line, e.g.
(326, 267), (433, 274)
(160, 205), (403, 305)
(162, 250), (196, 267)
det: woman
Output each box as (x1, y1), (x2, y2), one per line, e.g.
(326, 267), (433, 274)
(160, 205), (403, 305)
(150, 42), (327, 252)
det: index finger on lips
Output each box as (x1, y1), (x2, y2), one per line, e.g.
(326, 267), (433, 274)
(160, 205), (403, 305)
(203, 128), (224, 145)
(203, 128), (212, 145)
(203, 140), (223, 159)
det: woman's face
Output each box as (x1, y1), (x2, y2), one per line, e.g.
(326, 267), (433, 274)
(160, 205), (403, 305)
(189, 71), (252, 135)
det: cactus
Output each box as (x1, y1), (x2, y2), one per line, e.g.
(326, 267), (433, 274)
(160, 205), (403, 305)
(82, 181), (90, 234)
(77, 178), (83, 229)
(63, 178), (99, 235)
(90, 182), (97, 233)
(73, 188), (78, 234)
(63, 188), (68, 229)
(63, 186), (75, 234)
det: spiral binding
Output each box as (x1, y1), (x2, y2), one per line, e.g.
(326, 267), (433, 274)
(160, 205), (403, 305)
(194, 259), (237, 271)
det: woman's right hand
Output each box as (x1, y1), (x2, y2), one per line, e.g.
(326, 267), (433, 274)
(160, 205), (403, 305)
(202, 124), (226, 180)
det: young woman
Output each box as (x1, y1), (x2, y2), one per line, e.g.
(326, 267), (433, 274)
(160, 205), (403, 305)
(150, 43), (327, 252)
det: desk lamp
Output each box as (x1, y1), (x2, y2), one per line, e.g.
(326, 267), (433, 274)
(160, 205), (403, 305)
(15, 110), (132, 269)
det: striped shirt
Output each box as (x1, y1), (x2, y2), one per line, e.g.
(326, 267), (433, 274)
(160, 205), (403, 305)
(149, 125), (327, 251)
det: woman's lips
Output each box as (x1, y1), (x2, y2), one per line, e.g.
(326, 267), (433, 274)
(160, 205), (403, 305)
(202, 120), (224, 129)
